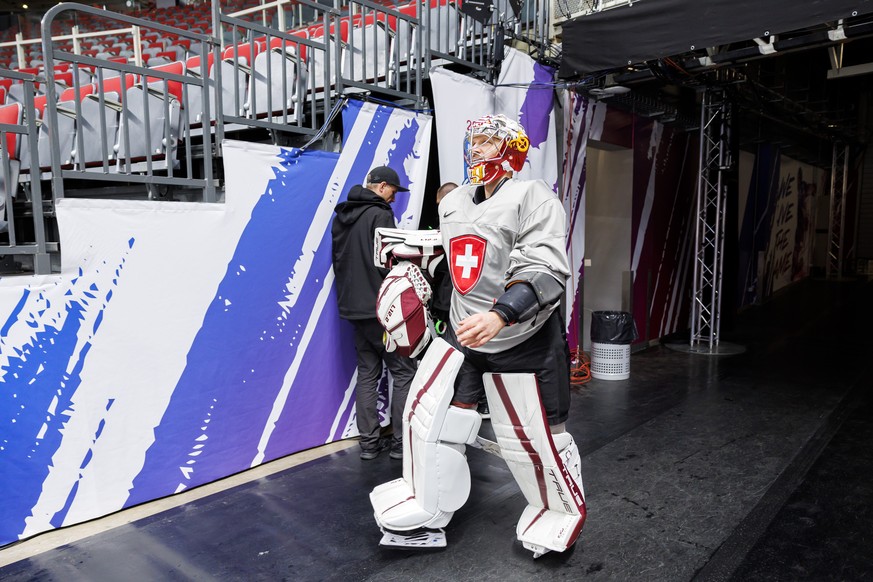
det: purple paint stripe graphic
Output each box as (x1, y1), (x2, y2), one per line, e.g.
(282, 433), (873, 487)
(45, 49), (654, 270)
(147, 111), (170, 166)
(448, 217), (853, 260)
(129, 103), (424, 501)
(518, 62), (555, 149)
(126, 149), (344, 505)
(564, 93), (589, 253)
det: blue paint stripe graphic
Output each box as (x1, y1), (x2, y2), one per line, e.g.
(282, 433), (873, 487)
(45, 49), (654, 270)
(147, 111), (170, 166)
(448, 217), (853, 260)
(127, 149), (356, 504)
(0, 252), (129, 545)
(343, 100), (417, 223)
(0, 289), (30, 337)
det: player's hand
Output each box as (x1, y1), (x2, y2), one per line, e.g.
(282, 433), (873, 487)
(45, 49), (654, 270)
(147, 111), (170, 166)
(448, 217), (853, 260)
(456, 312), (506, 348)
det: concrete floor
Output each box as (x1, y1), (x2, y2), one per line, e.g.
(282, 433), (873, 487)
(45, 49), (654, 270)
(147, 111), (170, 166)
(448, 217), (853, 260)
(1, 278), (871, 581)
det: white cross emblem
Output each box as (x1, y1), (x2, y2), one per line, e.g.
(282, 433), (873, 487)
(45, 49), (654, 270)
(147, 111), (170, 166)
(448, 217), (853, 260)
(449, 234), (486, 295)
(455, 244), (479, 279)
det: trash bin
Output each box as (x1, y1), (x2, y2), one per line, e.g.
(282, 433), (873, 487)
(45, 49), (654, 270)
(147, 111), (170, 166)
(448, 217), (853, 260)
(590, 311), (638, 380)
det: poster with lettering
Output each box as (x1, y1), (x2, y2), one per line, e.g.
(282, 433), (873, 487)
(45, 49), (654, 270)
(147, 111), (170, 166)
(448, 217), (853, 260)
(763, 156), (820, 295)
(790, 162), (820, 283)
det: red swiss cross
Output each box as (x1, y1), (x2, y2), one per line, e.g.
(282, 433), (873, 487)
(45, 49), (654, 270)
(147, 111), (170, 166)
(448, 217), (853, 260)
(449, 235), (487, 295)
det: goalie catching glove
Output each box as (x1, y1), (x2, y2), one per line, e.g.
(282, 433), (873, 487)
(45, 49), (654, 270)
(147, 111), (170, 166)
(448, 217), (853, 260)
(374, 229), (447, 358)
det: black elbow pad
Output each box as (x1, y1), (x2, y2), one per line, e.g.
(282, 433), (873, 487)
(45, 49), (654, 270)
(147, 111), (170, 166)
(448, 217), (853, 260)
(521, 271), (565, 307)
(492, 282), (539, 324)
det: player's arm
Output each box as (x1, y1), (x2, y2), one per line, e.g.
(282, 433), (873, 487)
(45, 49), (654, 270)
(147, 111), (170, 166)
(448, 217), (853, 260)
(494, 190), (570, 325)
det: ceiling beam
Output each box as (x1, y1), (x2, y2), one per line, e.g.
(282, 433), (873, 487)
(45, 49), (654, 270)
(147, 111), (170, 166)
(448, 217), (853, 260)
(827, 61), (873, 79)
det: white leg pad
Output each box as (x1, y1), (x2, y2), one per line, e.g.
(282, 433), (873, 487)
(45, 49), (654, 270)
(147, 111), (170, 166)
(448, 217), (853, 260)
(483, 373), (587, 558)
(370, 338), (481, 534)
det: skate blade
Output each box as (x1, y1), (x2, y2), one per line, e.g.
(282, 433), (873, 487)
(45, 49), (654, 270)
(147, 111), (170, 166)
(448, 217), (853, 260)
(379, 529), (447, 549)
(523, 541), (551, 559)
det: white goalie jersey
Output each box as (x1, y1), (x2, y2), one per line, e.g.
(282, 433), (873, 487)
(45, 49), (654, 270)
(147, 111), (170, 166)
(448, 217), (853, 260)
(438, 179), (571, 353)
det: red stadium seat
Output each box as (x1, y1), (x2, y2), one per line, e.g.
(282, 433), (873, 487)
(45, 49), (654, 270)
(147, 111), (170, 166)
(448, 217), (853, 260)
(222, 41), (264, 65)
(96, 73), (137, 102)
(55, 70), (75, 87)
(186, 52), (215, 76)
(32, 95), (48, 118)
(388, 3), (416, 32)
(267, 32), (309, 61)
(308, 20), (350, 42)
(146, 60), (185, 103)
(59, 84), (96, 101)
(0, 102), (22, 158)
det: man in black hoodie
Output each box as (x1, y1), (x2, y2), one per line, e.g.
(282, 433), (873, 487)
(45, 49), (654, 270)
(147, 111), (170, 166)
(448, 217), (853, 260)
(332, 166), (417, 461)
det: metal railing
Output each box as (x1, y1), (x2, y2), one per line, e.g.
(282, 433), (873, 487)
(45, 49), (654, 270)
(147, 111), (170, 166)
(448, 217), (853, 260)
(827, 143), (849, 278)
(41, 3), (217, 202)
(0, 68), (52, 274)
(215, 0), (343, 136)
(0, 0), (556, 273)
(0, 25), (147, 70)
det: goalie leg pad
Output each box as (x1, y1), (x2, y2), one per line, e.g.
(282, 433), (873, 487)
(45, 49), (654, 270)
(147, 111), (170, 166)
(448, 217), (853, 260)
(370, 338), (482, 535)
(483, 372), (587, 558)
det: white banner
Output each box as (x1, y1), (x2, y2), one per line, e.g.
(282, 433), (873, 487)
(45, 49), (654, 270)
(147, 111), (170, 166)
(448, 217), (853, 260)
(431, 47), (558, 189)
(0, 96), (433, 547)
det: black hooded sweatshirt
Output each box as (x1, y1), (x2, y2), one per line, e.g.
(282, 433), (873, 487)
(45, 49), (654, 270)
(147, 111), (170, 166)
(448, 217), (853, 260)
(331, 184), (395, 320)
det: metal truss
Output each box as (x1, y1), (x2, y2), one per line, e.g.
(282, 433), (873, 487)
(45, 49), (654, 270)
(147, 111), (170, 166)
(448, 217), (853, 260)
(690, 87), (732, 350)
(827, 143), (850, 278)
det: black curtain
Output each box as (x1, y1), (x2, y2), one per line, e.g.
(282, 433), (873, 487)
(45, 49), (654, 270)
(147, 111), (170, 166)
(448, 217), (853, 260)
(559, 0), (873, 77)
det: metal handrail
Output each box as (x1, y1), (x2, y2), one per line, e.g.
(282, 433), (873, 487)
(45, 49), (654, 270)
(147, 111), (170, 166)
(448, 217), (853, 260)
(41, 3), (217, 202)
(0, 68), (51, 274)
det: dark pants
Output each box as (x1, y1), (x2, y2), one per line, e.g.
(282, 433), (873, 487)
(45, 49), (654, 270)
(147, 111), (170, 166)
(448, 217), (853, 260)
(444, 310), (571, 425)
(352, 318), (417, 451)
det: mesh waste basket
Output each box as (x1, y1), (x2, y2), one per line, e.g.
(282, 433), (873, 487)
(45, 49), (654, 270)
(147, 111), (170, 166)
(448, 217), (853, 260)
(590, 311), (638, 380)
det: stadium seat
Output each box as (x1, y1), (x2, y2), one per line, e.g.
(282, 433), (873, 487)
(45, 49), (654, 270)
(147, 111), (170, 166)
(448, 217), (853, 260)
(347, 19), (391, 83)
(427, 1), (461, 54)
(59, 84), (96, 102)
(115, 85), (181, 167)
(73, 91), (122, 168)
(146, 60), (186, 104)
(184, 53), (216, 125)
(251, 46), (299, 118)
(95, 72), (137, 103)
(0, 102), (22, 228)
(0, 102), (22, 161)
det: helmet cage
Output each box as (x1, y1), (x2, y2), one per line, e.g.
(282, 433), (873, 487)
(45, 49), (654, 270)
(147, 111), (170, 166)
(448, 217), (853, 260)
(464, 115), (530, 184)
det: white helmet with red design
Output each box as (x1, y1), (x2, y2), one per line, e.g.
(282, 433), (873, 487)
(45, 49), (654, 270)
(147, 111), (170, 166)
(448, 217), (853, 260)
(463, 114), (530, 184)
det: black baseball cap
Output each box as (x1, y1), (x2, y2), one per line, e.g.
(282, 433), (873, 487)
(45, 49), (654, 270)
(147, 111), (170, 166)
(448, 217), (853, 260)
(367, 165), (410, 192)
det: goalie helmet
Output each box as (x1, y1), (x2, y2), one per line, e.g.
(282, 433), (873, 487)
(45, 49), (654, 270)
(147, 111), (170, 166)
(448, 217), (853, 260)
(463, 114), (530, 184)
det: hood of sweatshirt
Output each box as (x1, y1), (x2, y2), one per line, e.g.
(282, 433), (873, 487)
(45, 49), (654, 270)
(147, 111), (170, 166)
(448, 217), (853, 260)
(334, 185), (392, 225)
